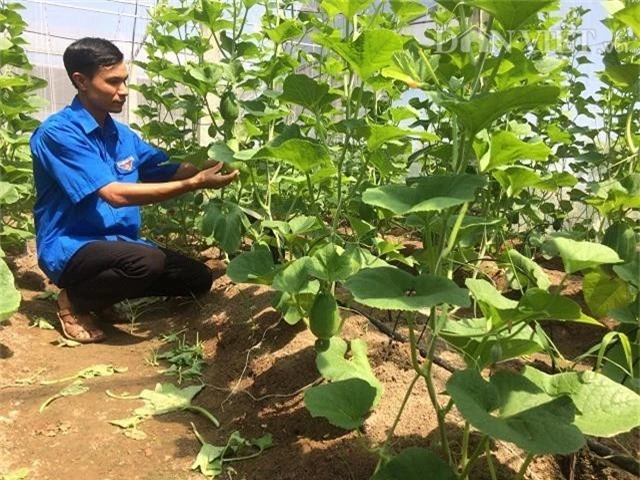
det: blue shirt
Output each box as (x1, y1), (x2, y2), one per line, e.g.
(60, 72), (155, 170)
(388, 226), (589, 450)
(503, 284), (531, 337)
(30, 96), (180, 285)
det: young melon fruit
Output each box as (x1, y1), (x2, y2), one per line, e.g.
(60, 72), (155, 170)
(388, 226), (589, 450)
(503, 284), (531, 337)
(220, 91), (239, 121)
(309, 292), (341, 340)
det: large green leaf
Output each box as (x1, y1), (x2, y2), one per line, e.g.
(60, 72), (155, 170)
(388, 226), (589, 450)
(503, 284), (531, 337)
(440, 317), (545, 368)
(280, 74), (339, 113)
(438, 85), (560, 136)
(265, 19), (304, 43)
(583, 269), (635, 319)
(549, 238), (623, 274)
(316, 338), (383, 405)
(466, 279), (601, 327)
(320, 0), (374, 18)
(493, 166), (576, 197)
(480, 131), (550, 171)
(363, 125), (438, 151)
(473, 0), (555, 30)
(371, 447), (456, 480)
(256, 139), (330, 173)
(602, 222), (637, 264)
(613, 252), (640, 289)
(317, 29), (406, 81)
(201, 200), (246, 253)
(304, 378), (376, 430)
(585, 174), (640, 214)
(499, 249), (551, 290)
(362, 174), (486, 215)
(0, 181), (20, 204)
(0, 258), (20, 322)
(272, 257), (310, 294)
(344, 267), (470, 311)
(615, 3), (640, 38)
(447, 369), (585, 454)
(227, 246), (278, 285)
(523, 367), (640, 437)
(307, 244), (360, 283)
(389, 0), (429, 24)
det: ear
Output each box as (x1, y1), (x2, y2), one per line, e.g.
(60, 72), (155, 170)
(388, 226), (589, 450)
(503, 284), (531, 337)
(71, 72), (88, 91)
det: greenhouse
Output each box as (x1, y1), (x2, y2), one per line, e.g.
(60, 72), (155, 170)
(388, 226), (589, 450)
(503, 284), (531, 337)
(1, 0), (639, 479)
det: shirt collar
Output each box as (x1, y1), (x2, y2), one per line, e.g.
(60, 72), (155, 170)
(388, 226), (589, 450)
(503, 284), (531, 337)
(70, 96), (118, 139)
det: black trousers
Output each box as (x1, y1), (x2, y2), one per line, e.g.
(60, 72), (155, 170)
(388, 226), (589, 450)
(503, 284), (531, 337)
(57, 240), (213, 313)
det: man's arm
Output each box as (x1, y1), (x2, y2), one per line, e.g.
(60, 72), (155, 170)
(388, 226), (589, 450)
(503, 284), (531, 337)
(167, 160), (220, 182)
(98, 162), (238, 207)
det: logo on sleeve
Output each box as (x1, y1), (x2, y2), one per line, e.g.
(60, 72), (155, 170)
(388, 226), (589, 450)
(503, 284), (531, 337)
(116, 156), (135, 173)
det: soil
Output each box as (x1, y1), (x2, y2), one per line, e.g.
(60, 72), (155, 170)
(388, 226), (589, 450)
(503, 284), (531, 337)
(0, 243), (637, 480)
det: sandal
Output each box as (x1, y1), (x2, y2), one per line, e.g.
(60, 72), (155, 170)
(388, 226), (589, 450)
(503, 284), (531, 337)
(57, 290), (106, 344)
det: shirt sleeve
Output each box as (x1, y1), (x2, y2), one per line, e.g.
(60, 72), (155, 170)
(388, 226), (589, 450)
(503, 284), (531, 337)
(32, 123), (116, 205)
(134, 134), (180, 183)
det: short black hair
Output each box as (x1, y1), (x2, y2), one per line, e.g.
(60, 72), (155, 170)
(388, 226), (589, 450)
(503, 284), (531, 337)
(63, 38), (124, 88)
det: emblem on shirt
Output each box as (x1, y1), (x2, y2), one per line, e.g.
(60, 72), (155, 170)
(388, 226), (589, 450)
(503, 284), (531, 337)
(116, 156), (135, 172)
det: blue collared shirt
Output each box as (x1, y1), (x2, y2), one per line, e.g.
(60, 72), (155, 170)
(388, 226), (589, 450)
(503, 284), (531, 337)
(30, 96), (180, 284)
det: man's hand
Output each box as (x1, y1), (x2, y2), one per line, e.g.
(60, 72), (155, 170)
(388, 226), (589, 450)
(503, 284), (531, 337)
(192, 162), (239, 189)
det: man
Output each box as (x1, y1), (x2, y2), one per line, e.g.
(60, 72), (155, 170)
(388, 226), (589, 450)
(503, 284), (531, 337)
(30, 38), (238, 343)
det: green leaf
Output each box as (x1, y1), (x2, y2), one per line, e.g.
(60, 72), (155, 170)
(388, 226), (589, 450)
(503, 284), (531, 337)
(602, 222), (637, 264)
(0, 258), (20, 322)
(615, 3), (640, 38)
(465, 279), (518, 311)
(371, 447), (456, 480)
(389, 0), (429, 23)
(492, 166), (543, 196)
(40, 380), (89, 413)
(265, 19), (304, 43)
(1, 468), (30, 480)
(499, 249), (551, 290)
(256, 139), (330, 173)
(191, 426), (273, 478)
(320, 0), (374, 18)
(318, 29), (406, 81)
(440, 317), (545, 368)
(202, 200), (246, 253)
(472, 0), (555, 30)
(29, 317), (55, 330)
(344, 267), (470, 312)
(272, 257), (310, 294)
(316, 338), (383, 406)
(613, 252), (640, 288)
(280, 74), (339, 113)
(227, 246), (278, 285)
(447, 369), (585, 454)
(583, 269), (635, 319)
(362, 174), (486, 215)
(0, 181), (20, 204)
(585, 174), (640, 214)
(363, 125), (438, 151)
(304, 378), (376, 430)
(207, 141), (236, 164)
(134, 383), (204, 416)
(437, 85), (560, 136)
(480, 131), (550, 171)
(549, 238), (623, 274)
(522, 367), (640, 437)
(307, 244), (360, 283)
(192, 442), (225, 477)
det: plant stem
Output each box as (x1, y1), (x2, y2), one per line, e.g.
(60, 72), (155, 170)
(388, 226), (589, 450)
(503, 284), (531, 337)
(186, 405), (220, 428)
(457, 436), (488, 479)
(374, 373), (420, 472)
(460, 421), (470, 472)
(485, 442), (498, 480)
(515, 453), (535, 480)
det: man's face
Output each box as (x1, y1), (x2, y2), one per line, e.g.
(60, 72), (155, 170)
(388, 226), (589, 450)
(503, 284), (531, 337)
(73, 61), (129, 114)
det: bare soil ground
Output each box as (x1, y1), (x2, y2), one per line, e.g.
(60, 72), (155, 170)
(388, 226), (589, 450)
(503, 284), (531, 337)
(1, 244), (637, 480)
